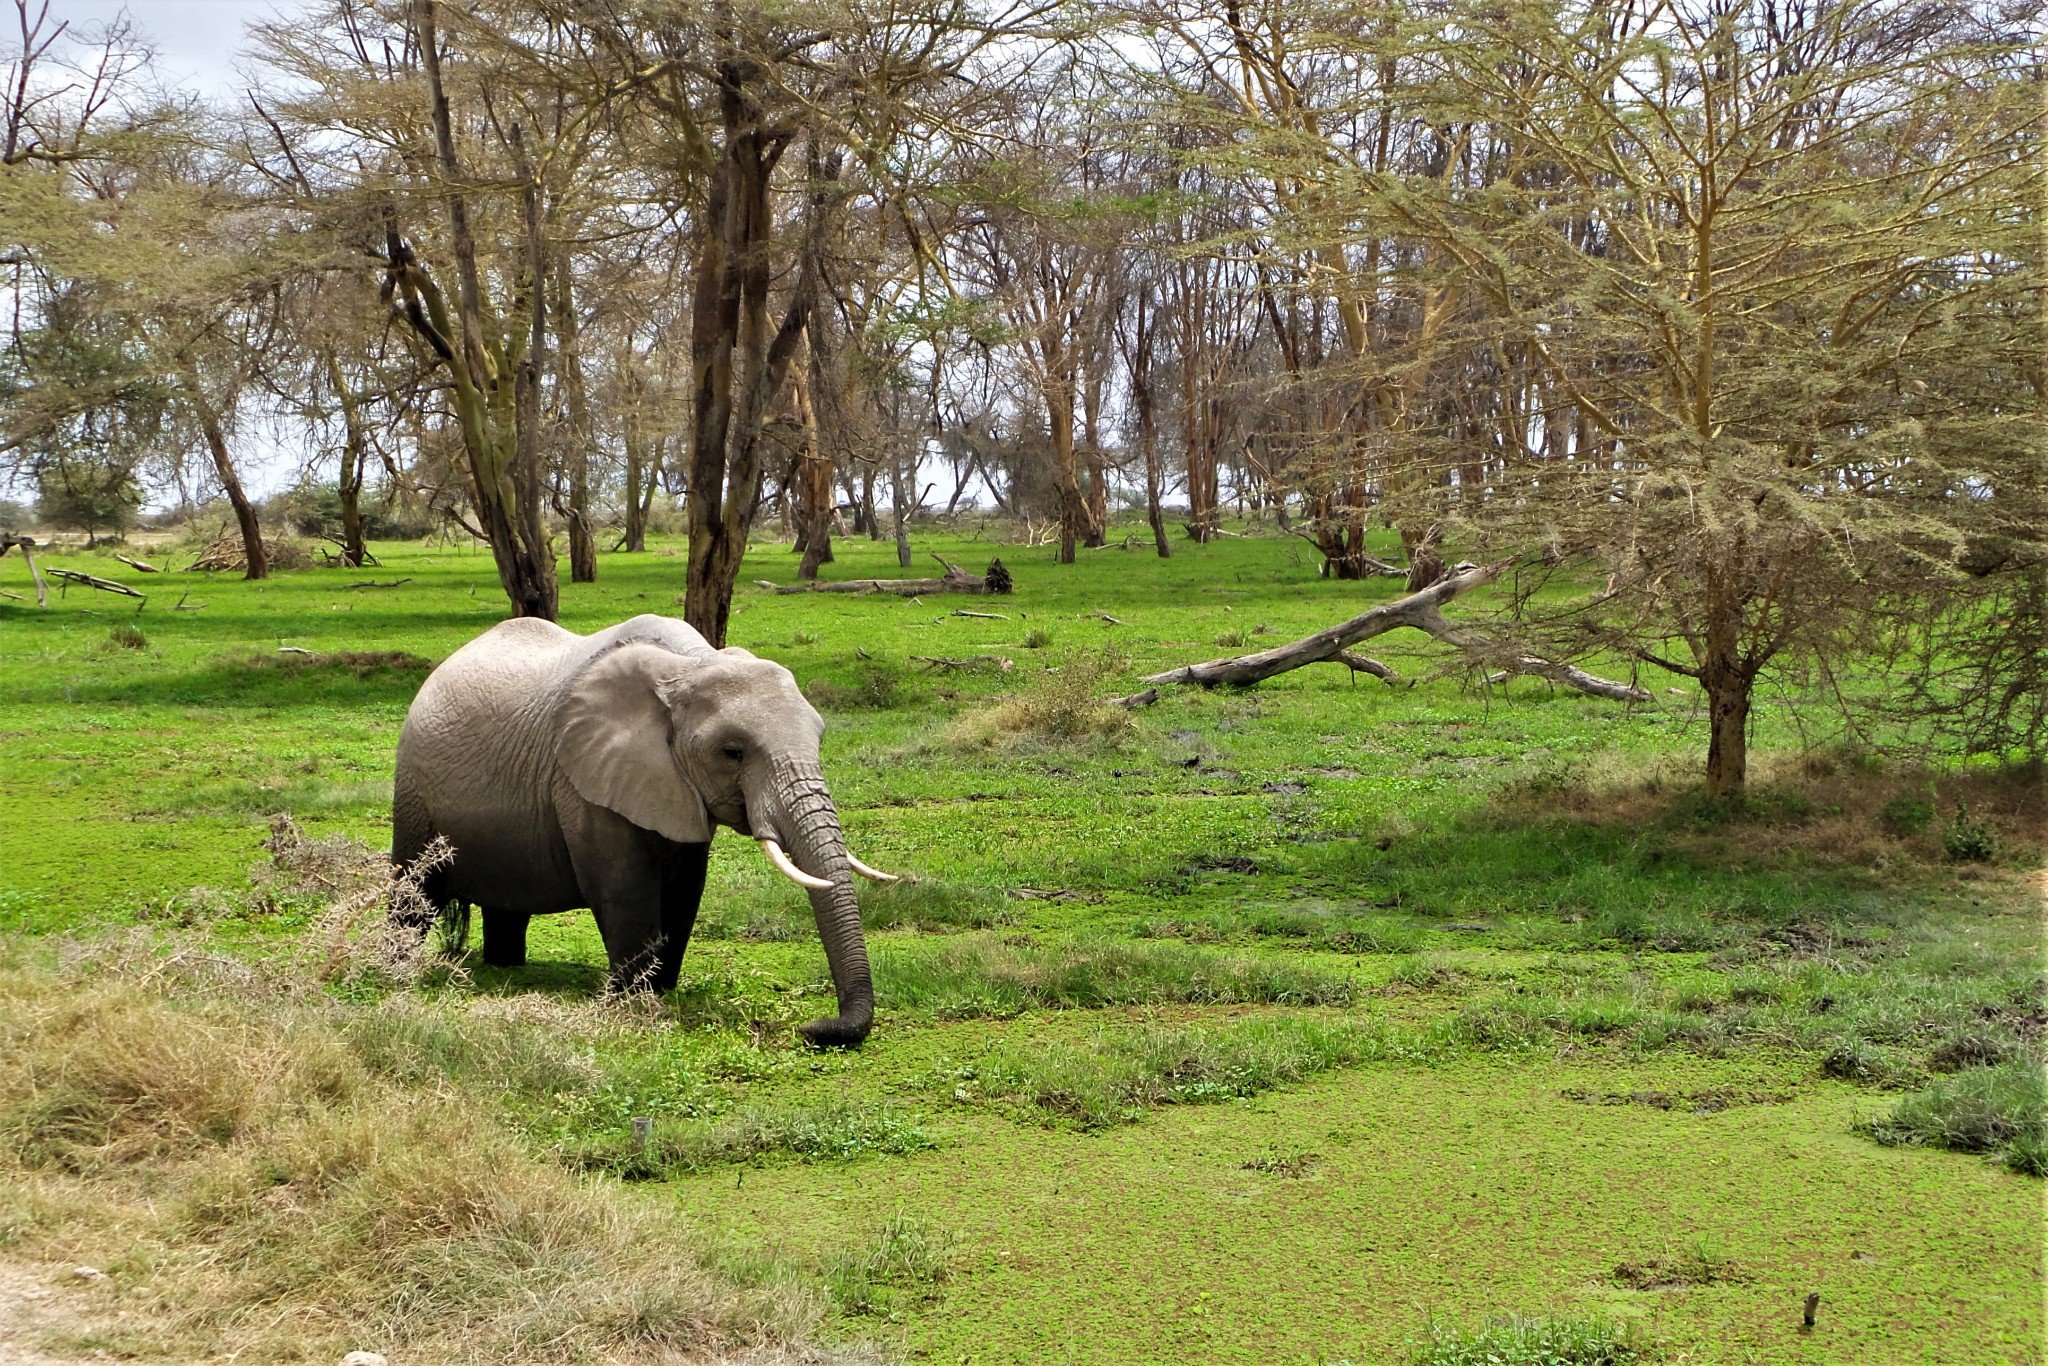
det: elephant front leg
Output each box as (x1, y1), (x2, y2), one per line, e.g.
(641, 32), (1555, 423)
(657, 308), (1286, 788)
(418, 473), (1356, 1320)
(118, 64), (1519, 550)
(481, 908), (530, 968)
(650, 842), (710, 994)
(564, 806), (675, 994)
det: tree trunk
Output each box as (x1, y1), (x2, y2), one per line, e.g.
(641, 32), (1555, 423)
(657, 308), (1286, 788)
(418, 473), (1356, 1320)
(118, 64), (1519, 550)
(1081, 353), (1108, 548)
(681, 69), (819, 645)
(793, 355), (834, 579)
(890, 449), (913, 569)
(1046, 382), (1082, 564)
(553, 257), (597, 584)
(1703, 664), (1752, 799)
(622, 431), (650, 553)
(404, 0), (556, 619)
(323, 351), (368, 568)
(177, 361), (266, 581)
(888, 387), (912, 569)
(1129, 297), (1170, 558)
(1699, 579), (1754, 798)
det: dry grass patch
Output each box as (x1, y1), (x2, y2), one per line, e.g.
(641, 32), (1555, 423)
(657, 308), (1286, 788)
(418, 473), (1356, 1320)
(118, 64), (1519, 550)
(1499, 752), (2042, 874)
(0, 957), (835, 1364)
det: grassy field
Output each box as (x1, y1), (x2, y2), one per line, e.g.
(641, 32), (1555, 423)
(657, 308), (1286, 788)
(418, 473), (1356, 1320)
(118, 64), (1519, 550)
(0, 525), (2040, 1364)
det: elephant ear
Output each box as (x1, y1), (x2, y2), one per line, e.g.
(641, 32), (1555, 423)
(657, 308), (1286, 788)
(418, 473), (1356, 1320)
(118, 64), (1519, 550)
(556, 644), (711, 844)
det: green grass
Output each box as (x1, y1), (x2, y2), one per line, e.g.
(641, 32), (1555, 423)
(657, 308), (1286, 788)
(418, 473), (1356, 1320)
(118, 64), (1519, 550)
(574, 1098), (942, 1176)
(0, 523), (2041, 1362)
(942, 1014), (1404, 1127)
(876, 935), (1362, 1015)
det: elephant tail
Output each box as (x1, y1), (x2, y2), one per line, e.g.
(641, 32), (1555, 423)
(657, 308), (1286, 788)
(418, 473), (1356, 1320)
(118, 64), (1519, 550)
(390, 770), (449, 932)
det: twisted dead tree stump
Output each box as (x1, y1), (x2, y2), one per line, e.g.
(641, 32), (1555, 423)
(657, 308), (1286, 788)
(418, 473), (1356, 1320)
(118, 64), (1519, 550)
(1, 533), (49, 607)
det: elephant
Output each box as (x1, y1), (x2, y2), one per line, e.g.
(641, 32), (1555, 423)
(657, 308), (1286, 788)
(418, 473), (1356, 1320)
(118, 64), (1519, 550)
(390, 613), (894, 1046)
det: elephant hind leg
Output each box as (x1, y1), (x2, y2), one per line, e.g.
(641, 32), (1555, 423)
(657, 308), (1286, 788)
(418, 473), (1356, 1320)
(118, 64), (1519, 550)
(481, 908), (530, 968)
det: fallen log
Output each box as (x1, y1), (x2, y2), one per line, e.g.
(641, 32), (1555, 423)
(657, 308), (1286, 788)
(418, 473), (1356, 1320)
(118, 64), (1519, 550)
(760, 554), (1013, 597)
(343, 578), (413, 590)
(113, 552), (160, 573)
(1117, 561), (1648, 704)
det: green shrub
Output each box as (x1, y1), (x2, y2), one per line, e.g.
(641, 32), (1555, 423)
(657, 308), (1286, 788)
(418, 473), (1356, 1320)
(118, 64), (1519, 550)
(1410, 1314), (1644, 1366)
(1022, 626), (1054, 649)
(106, 624), (147, 650)
(1860, 1058), (2044, 1175)
(1821, 1040), (1919, 1088)
(1879, 792), (1934, 837)
(1941, 805), (1997, 862)
(804, 660), (907, 711)
(1928, 1030), (2012, 1073)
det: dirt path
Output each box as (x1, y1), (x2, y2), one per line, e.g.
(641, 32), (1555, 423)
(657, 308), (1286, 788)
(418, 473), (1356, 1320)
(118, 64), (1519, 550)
(0, 1263), (105, 1366)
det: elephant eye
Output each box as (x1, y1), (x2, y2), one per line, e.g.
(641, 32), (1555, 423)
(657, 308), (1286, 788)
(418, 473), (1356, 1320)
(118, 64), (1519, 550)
(721, 744), (744, 761)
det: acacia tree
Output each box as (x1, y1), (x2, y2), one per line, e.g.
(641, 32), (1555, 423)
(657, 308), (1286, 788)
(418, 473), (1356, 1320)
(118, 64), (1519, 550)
(2, 5), (283, 574)
(250, 0), (595, 616)
(1392, 0), (2041, 794)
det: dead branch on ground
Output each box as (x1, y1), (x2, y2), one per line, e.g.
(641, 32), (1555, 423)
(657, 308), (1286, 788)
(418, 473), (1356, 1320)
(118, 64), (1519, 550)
(758, 554), (1013, 597)
(1115, 561), (1647, 704)
(47, 567), (146, 611)
(910, 654), (1013, 672)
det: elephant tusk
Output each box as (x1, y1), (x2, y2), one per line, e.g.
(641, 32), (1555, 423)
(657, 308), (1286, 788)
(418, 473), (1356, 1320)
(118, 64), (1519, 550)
(845, 853), (900, 884)
(759, 838), (834, 891)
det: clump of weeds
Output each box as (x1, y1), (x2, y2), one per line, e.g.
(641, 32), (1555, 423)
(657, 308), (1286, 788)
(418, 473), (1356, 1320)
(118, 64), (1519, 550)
(1612, 1234), (1744, 1288)
(948, 650), (1131, 746)
(1860, 1056), (2045, 1176)
(805, 659), (906, 710)
(1941, 804), (1998, 862)
(1408, 1313), (1645, 1365)
(1241, 1147), (1321, 1178)
(825, 1212), (960, 1317)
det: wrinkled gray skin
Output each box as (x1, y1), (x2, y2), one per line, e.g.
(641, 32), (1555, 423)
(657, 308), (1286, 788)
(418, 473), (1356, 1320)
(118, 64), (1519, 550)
(392, 614), (873, 1046)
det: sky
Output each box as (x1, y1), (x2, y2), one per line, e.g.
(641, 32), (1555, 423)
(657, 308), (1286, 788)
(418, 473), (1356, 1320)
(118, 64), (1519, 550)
(49, 0), (287, 97)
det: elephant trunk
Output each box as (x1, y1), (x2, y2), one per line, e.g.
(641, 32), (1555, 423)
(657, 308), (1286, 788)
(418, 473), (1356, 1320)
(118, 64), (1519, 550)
(765, 756), (874, 1047)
